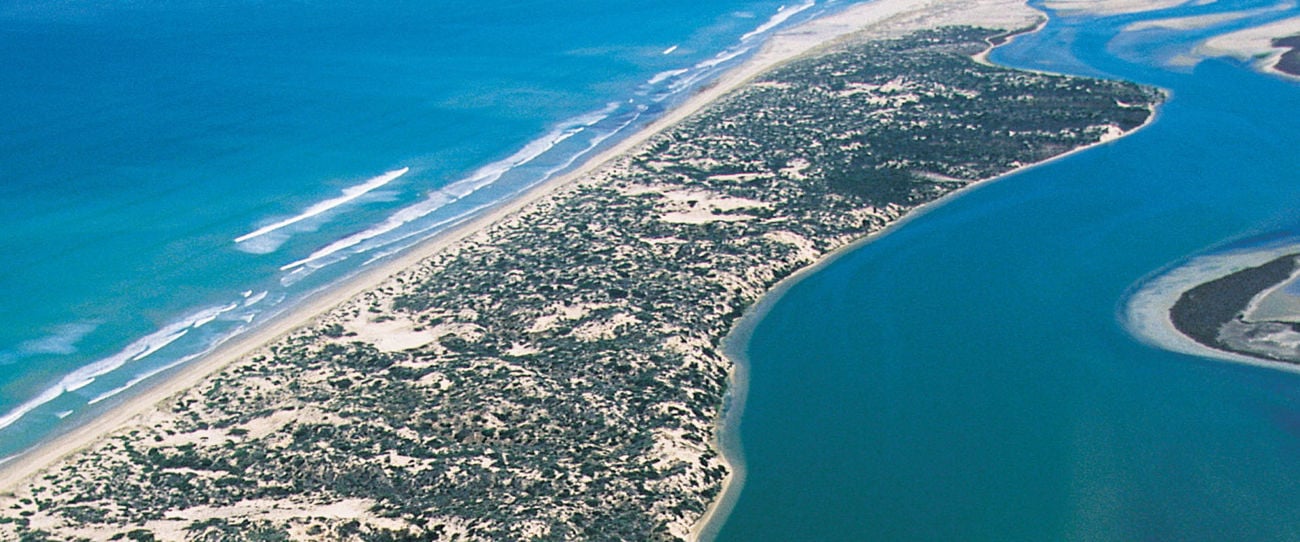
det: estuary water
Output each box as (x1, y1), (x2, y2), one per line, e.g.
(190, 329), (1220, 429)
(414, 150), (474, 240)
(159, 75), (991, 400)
(717, 1), (1300, 540)
(0, 0), (854, 461)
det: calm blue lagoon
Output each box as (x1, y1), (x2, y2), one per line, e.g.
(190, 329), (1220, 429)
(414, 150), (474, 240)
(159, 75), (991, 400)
(716, 1), (1300, 540)
(0, 0), (855, 460)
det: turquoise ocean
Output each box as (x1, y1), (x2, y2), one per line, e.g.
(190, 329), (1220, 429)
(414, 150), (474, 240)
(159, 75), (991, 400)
(0, 0), (853, 461)
(716, 0), (1300, 540)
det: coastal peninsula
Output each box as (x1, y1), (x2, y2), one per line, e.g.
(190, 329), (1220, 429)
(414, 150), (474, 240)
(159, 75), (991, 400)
(0, 10), (1162, 542)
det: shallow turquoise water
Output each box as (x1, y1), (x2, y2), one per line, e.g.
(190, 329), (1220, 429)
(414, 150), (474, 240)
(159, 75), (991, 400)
(0, 0), (855, 459)
(718, 2), (1300, 540)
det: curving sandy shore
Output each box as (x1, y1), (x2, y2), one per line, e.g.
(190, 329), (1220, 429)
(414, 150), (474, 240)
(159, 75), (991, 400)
(1123, 242), (1300, 375)
(683, 1), (1177, 539)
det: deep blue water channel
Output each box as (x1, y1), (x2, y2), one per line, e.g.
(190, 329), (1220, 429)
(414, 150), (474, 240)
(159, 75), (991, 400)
(716, 1), (1300, 540)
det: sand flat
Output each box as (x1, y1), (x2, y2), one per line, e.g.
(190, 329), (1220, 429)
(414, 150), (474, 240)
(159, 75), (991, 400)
(1196, 14), (1300, 77)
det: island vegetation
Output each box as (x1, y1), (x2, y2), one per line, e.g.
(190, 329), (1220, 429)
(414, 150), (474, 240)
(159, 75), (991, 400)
(1170, 253), (1300, 363)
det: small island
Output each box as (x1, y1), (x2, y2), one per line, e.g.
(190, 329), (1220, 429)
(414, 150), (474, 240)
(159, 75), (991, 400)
(1170, 253), (1300, 363)
(0, 20), (1162, 542)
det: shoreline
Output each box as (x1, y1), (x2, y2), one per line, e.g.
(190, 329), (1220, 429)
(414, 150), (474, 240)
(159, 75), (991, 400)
(690, 104), (1162, 538)
(0, 2), (860, 496)
(0, 0), (976, 501)
(689, 4), (1167, 539)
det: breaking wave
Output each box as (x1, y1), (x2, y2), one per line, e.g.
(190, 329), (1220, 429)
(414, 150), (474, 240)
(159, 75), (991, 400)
(0, 303), (240, 431)
(742, 1), (817, 42)
(234, 167), (410, 254)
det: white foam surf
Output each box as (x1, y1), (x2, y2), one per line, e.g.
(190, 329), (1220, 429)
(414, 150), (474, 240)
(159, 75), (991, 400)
(741, 1), (816, 42)
(0, 302), (242, 432)
(128, 329), (190, 362)
(86, 352), (203, 407)
(242, 290), (269, 307)
(694, 45), (756, 71)
(359, 203), (497, 267)
(279, 104), (620, 273)
(648, 68), (690, 85)
(234, 167), (410, 248)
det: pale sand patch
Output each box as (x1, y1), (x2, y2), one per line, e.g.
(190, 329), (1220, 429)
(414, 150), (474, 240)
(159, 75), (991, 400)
(649, 427), (709, 468)
(527, 302), (604, 333)
(1044, 0), (1192, 16)
(660, 189), (768, 209)
(504, 342), (541, 356)
(238, 407), (304, 440)
(764, 230), (820, 263)
(662, 210), (758, 224)
(1097, 124), (1126, 143)
(149, 427), (232, 448)
(779, 157), (812, 180)
(570, 312), (640, 341)
(1241, 260), (1300, 323)
(653, 188), (769, 224)
(705, 172), (767, 183)
(1126, 4), (1288, 32)
(340, 313), (437, 352)
(1196, 15), (1300, 77)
